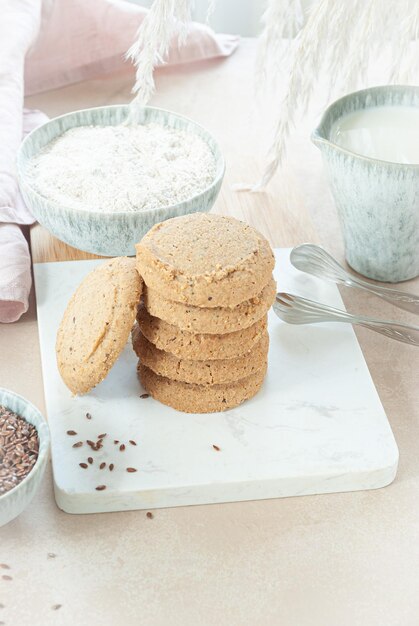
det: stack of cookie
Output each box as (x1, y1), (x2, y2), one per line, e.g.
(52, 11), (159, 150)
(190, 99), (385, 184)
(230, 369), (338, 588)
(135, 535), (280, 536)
(133, 213), (276, 413)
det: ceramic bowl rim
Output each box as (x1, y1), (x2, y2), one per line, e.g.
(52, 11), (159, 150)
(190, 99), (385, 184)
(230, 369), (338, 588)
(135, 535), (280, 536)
(312, 84), (419, 170)
(0, 387), (50, 503)
(17, 104), (226, 218)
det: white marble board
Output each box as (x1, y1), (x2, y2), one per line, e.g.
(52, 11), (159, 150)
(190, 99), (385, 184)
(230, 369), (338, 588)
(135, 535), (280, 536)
(33, 249), (398, 514)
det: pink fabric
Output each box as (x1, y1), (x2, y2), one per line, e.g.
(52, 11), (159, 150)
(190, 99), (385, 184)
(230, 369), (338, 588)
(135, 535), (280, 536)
(0, 1), (41, 221)
(0, 0), (238, 323)
(0, 1), (43, 323)
(25, 0), (239, 96)
(0, 109), (48, 323)
(2, 109), (49, 227)
(0, 224), (32, 323)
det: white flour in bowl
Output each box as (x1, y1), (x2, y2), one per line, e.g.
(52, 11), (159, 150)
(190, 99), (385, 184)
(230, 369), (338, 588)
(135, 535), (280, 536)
(27, 123), (217, 213)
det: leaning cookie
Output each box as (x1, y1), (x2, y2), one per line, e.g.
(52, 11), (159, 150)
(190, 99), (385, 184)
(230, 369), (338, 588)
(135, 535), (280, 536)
(56, 257), (142, 395)
(135, 305), (268, 360)
(134, 329), (269, 385)
(144, 276), (276, 334)
(138, 362), (267, 413)
(136, 213), (275, 308)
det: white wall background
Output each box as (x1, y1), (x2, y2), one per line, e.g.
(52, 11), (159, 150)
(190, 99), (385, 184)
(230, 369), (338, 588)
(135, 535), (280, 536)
(128, 0), (315, 36)
(128, 0), (266, 36)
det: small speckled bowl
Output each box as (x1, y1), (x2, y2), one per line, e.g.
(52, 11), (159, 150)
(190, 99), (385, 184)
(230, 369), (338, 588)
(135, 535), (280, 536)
(17, 105), (225, 257)
(0, 388), (50, 527)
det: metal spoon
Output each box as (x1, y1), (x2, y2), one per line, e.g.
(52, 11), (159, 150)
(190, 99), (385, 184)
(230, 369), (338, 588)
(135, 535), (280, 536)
(290, 244), (419, 315)
(274, 293), (419, 346)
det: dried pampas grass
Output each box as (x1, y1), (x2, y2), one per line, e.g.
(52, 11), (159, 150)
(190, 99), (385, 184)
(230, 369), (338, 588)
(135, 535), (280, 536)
(253, 0), (419, 189)
(126, 0), (192, 124)
(126, 0), (419, 187)
(255, 0), (304, 90)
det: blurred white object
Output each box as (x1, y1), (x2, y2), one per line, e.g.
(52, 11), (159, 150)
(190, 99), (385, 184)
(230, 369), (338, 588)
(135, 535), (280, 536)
(129, 0), (265, 35)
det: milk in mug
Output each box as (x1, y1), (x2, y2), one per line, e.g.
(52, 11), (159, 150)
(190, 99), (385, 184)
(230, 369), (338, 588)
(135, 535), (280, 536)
(330, 105), (419, 164)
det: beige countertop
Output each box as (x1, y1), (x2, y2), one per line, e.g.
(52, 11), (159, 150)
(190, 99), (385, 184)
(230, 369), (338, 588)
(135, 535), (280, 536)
(1, 39), (419, 626)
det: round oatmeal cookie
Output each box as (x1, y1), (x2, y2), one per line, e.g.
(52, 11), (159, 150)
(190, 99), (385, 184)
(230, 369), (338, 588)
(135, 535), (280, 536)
(56, 257), (142, 395)
(138, 361), (267, 413)
(135, 304), (268, 360)
(143, 276), (276, 334)
(133, 328), (269, 385)
(136, 213), (275, 307)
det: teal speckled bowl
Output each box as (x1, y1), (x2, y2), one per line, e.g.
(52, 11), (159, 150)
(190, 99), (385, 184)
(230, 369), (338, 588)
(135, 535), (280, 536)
(0, 388), (50, 527)
(17, 105), (225, 257)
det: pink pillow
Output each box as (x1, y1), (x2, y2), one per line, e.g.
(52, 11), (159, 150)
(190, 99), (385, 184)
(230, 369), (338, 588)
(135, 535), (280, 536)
(25, 0), (239, 96)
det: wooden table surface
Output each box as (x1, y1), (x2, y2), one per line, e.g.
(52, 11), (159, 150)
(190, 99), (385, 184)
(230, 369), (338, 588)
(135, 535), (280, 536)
(2, 39), (419, 626)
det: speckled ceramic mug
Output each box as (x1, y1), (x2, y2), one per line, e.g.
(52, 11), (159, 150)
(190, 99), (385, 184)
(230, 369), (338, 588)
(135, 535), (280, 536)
(312, 86), (419, 283)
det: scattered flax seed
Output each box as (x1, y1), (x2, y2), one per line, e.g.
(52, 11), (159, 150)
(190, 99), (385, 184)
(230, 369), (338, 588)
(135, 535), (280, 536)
(87, 440), (99, 450)
(114, 440), (119, 444)
(126, 467), (137, 473)
(146, 512), (153, 519)
(212, 445), (221, 451)
(87, 457), (93, 465)
(98, 433), (107, 439)
(109, 464), (114, 472)
(0, 406), (39, 495)
(72, 441), (83, 448)
(0, 565), (10, 570)
(100, 462), (106, 470)
(79, 463), (88, 469)
(66, 430), (77, 436)
(129, 440), (137, 446)
(85, 412), (92, 420)
(1, 575), (12, 581)
(47, 553), (56, 559)
(140, 393), (149, 399)
(119, 444), (125, 452)
(52, 604), (62, 611)
(95, 485), (106, 491)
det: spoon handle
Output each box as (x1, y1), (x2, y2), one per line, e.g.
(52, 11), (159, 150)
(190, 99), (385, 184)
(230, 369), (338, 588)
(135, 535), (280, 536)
(355, 317), (419, 346)
(274, 293), (419, 346)
(346, 275), (419, 315)
(290, 244), (419, 315)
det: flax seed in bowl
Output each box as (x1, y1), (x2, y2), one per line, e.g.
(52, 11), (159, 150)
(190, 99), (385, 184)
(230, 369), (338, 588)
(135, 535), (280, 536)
(0, 388), (50, 527)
